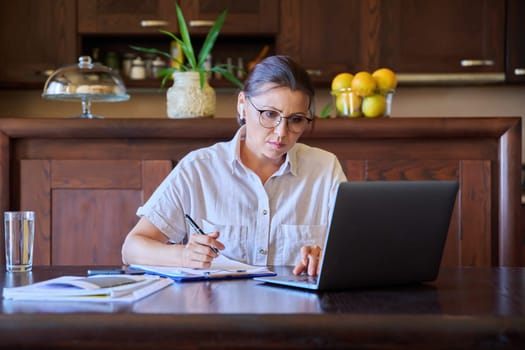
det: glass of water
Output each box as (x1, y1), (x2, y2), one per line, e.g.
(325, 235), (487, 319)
(4, 211), (35, 272)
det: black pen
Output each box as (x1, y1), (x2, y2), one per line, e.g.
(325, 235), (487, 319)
(184, 214), (220, 254)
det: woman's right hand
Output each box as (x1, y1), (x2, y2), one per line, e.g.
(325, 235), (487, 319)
(182, 231), (224, 268)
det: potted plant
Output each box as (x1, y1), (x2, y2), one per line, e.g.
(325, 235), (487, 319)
(132, 3), (243, 118)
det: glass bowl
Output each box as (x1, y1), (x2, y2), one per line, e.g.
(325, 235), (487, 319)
(331, 88), (394, 118)
(42, 56), (130, 118)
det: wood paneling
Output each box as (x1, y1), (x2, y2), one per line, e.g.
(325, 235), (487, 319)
(52, 189), (141, 265)
(17, 158), (172, 265)
(0, 117), (521, 267)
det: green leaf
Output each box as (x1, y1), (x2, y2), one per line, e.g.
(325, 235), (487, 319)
(156, 67), (175, 79)
(319, 103), (333, 118)
(175, 3), (196, 70)
(161, 73), (174, 88)
(130, 45), (171, 60)
(197, 10), (227, 68)
(210, 66), (244, 89)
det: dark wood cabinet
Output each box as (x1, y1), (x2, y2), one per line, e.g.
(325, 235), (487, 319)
(0, 118), (521, 267)
(506, 0), (525, 83)
(78, 0), (278, 35)
(78, 0), (179, 34)
(278, 0), (506, 84)
(77, 0), (278, 88)
(277, 0), (363, 83)
(180, 0), (279, 35)
(0, 0), (520, 87)
(376, 0), (505, 75)
(21, 159), (172, 265)
(0, 0), (77, 88)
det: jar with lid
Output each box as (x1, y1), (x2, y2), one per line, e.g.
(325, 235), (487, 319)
(151, 57), (167, 79)
(122, 53), (135, 78)
(130, 57), (146, 80)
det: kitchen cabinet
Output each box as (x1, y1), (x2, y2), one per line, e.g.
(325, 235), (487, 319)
(0, 118), (521, 267)
(277, 0), (506, 84)
(0, 0), (77, 88)
(20, 159), (172, 265)
(506, 0), (525, 83)
(78, 0), (278, 35)
(180, 0), (279, 35)
(277, 0), (363, 83)
(78, 0), (278, 88)
(78, 0), (179, 34)
(376, 0), (505, 76)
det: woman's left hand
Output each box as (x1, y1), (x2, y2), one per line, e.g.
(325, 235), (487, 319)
(292, 245), (322, 276)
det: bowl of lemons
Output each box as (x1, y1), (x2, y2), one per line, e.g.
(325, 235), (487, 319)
(330, 68), (397, 118)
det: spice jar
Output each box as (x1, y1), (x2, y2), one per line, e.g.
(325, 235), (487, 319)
(151, 57), (167, 79)
(130, 57), (146, 80)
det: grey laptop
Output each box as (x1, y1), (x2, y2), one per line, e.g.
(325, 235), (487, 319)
(255, 181), (459, 291)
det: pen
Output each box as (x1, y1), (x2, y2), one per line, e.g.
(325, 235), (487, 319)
(87, 268), (145, 276)
(184, 214), (220, 254)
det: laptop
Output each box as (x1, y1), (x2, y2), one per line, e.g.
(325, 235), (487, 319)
(255, 180), (459, 291)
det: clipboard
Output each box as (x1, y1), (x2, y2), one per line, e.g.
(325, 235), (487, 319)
(130, 255), (276, 282)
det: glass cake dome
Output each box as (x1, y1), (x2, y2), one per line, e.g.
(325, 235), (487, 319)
(42, 56), (130, 118)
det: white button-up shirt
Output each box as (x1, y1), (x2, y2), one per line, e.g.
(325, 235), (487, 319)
(137, 126), (347, 266)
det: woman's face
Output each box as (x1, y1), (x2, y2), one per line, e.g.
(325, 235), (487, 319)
(238, 84), (311, 163)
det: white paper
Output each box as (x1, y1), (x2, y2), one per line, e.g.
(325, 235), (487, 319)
(131, 254), (273, 278)
(2, 275), (173, 302)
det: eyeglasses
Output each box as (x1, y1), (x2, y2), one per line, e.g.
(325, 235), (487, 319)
(246, 97), (313, 134)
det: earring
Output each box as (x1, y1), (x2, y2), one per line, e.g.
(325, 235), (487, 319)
(238, 104), (245, 119)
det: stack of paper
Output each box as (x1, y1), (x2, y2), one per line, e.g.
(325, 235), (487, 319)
(131, 254), (276, 282)
(2, 274), (173, 302)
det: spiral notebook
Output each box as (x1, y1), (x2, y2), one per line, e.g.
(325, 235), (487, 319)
(130, 254), (276, 282)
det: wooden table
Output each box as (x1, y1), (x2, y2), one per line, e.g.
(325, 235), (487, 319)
(0, 266), (524, 349)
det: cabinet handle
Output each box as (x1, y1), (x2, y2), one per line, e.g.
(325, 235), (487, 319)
(140, 20), (169, 28)
(189, 20), (215, 27)
(514, 68), (525, 76)
(306, 69), (322, 76)
(37, 69), (55, 77)
(460, 59), (495, 67)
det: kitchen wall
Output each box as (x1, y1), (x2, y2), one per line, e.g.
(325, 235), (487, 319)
(1, 85), (524, 158)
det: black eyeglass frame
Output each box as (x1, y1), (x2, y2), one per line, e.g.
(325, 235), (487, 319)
(245, 96), (313, 134)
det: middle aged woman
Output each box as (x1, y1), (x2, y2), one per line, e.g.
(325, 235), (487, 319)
(121, 55), (347, 276)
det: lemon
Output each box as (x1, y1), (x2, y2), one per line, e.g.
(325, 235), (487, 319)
(362, 94), (387, 117)
(372, 68), (397, 94)
(335, 91), (362, 117)
(350, 71), (377, 97)
(331, 73), (354, 91)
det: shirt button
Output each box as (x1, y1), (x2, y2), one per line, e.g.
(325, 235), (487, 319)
(262, 209), (268, 215)
(258, 248), (268, 255)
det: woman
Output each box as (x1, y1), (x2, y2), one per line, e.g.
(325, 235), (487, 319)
(122, 55), (347, 276)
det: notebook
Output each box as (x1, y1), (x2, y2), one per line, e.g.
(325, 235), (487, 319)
(255, 180), (459, 291)
(130, 254), (276, 282)
(2, 274), (173, 302)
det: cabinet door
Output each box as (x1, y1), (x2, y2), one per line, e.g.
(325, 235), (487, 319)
(20, 159), (172, 265)
(277, 0), (363, 83)
(506, 0), (525, 83)
(180, 0), (279, 34)
(377, 0), (505, 74)
(0, 0), (77, 87)
(78, 0), (179, 34)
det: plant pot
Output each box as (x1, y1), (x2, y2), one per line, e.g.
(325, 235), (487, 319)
(166, 71), (216, 118)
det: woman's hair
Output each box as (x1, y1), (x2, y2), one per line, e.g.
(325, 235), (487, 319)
(239, 55), (315, 125)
